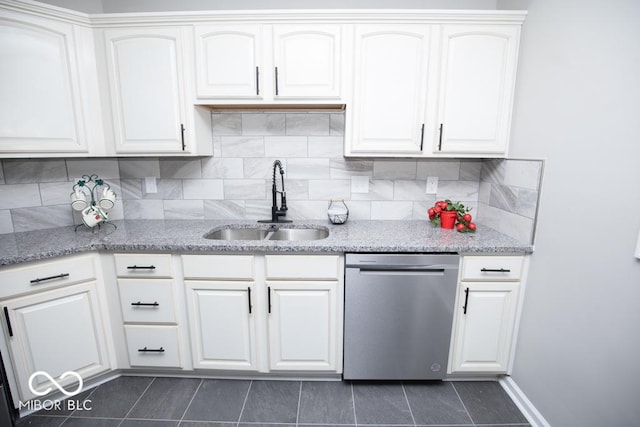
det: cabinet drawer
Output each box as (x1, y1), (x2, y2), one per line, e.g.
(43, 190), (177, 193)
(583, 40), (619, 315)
(182, 255), (254, 280)
(118, 279), (177, 324)
(114, 254), (173, 278)
(461, 256), (524, 281)
(265, 255), (340, 280)
(124, 325), (182, 368)
(0, 254), (96, 299)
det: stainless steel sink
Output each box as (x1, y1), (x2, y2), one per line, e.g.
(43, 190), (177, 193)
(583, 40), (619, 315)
(267, 228), (329, 241)
(204, 225), (329, 241)
(204, 228), (268, 241)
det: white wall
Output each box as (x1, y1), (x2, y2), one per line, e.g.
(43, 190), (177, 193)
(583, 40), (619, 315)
(501, 0), (640, 425)
(33, 0), (103, 13)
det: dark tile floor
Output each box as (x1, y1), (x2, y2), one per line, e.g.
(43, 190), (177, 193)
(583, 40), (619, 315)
(17, 376), (530, 427)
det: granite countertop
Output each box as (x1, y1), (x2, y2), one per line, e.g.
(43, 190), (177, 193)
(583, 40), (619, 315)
(0, 220), (533, 266)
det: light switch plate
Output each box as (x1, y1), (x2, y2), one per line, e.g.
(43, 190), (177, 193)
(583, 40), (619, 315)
(426, 176), (438, 194)
(351, 176), (369, 193)
(145, 176), (158, 194)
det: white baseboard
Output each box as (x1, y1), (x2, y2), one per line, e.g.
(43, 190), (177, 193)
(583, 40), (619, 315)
(499, 376), (551, 427)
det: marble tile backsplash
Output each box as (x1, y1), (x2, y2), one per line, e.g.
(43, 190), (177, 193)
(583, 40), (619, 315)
(477, 158), (544, 243)
(0, 111), (542, 242)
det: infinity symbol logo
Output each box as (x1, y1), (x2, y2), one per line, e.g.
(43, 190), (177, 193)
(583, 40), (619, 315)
(28, 371), (83, 397)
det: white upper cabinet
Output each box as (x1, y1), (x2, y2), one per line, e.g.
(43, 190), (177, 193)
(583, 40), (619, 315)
(103, 27), (191, 154)
(433, 25), (520, 156)
(194, 24), (344, 102)
(0, 9), (101, 156)
(194, 25), (262, 98)
(345, 21), (522, 158)
(346, 25), (431, 155)
(272, 24), (342, 99)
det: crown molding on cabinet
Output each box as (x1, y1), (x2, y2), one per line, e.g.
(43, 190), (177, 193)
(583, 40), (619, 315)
(2, 0), (526, 28)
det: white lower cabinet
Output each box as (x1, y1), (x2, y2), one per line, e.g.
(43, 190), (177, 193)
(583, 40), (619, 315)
(449, 255), (525, 374)
(124, 325), (182, 368)
(182, 254), (343, 374)
(450, 282), (519, 373)
(185, 281), (258, 370)
(267, 281), (339, 371)
(0, 255), (111, 403)
(114, 254), (183, 369)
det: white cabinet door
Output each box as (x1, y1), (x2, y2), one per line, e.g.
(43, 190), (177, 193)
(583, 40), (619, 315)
(194, 25), (262, 98)
(104, 27), (188, 153)
(272, 24), (342, 99)
(434, 25), (519, 155)
(194, 24), (342, 101)
(267, 281), (339, 371)
(450, 282), (519, 373)
(0, 13), (87, 154)
(347, 25), (431, 155)
(2, 282), (110, 401)
(185, 281), (258, 371)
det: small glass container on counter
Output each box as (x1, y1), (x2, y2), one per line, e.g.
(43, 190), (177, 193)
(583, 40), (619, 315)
(327, 199), (349, 224)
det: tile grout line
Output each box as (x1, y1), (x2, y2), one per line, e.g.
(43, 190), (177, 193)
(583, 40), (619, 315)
(61, 381), (100, 422)
(178, 378), (204, 424)
(450, 382), (476, 427)
(350, 381), (358, 427)
(295, 381), (303, 427)
(116, 376), (157, 427)
(236, 379), (253, 427)
(400, 382), (417, 427)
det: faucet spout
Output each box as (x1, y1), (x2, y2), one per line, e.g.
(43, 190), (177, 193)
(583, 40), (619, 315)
(258, 160), (292, 223)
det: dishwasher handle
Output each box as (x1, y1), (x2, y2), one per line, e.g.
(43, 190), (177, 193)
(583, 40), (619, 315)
(358, 268), (446, 276)
(353, 264), (457, 272)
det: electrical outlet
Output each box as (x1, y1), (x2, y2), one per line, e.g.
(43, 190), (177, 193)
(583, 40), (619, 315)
(144, 177), (158, 194)
(426, 176), (438, 194)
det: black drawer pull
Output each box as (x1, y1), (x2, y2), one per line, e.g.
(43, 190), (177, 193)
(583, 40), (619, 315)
(138, 347), (165, 353)
(4, 307), (13, 337)
(247, 287), (253, 314)
(30, 273), (69, 284)
(256, 66), (260, 95)
(131, 301), (159, 307)
(462, 287), (470, 315)
(480, 268), (511, 273)
(127, 265), (156, 270)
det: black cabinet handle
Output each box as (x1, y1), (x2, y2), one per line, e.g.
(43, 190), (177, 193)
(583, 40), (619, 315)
(138, 347), (165, 353)
(247, 287), (253, 314)
(180, 123), (186, 151)
(419, 123), (425, 151)
(274, 67), (279, 96)
(438, 123), (443, 151)
(4, 307), (12, 337)
(127, 265), (156, 270)
(480, 268), (511, 273)
(30, 273), (69, 284)
(131, 301), (159, 307)
(267, 286), (272, 314)
(462, 287), (470, 315)
(256, 66), (260, 95)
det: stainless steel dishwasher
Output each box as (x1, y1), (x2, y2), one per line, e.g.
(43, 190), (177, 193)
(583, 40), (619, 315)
(343, 253), (460, 380)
